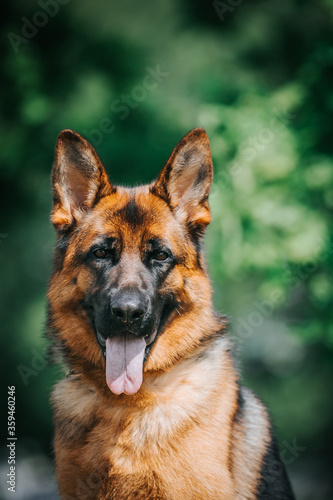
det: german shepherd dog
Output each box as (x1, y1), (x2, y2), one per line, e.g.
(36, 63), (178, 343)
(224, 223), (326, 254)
(48, 128), (295, 499)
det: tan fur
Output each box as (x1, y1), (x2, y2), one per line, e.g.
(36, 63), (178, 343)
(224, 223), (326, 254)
(53, 338), (241, 499)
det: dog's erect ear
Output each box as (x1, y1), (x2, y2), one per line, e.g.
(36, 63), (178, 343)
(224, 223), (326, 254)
(51, 130), (113, 232)
(152, 128), (213, 237)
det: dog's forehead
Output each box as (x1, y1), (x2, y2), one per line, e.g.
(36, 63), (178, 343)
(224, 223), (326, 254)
(82, 187), (177, 243)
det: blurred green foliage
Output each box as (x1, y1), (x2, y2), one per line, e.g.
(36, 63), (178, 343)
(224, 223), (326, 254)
(1, 0), (333, 498)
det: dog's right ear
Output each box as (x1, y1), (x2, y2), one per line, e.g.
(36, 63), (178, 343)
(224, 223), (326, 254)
(151, 128), (213, 239)
(51, 130), (113, 232)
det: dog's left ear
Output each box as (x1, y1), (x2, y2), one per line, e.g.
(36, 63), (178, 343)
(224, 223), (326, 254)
(51, 130), (113, 232)
(152, 128), (213, 237)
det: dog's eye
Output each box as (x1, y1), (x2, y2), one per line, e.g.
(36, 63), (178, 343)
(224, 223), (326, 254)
(153, 250), (169, 261)
(93, 248), (107, 259)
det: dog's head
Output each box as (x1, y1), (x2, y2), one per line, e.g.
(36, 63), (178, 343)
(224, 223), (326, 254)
(48, 128), (218, 395)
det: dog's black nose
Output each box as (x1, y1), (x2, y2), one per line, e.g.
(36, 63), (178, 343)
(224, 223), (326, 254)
(111, 293), (146, 324)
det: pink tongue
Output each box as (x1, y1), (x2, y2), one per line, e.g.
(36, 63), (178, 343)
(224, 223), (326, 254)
(105, 335), (146, 395)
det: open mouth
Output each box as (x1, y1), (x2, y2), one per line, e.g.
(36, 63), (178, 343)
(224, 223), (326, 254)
(96, 329), (153, 356)
(92, 303), (174, 395)
(95, 323), (161, 396)
(95, 317), (161, 360)
(80, 298), (176, 396)
(95, 303), (172, 359)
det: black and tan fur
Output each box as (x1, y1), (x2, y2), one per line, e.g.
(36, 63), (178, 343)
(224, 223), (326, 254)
(47, 128), (295, 499)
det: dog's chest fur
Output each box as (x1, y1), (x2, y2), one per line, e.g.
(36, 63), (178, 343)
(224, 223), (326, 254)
(53, 339), (240, 499)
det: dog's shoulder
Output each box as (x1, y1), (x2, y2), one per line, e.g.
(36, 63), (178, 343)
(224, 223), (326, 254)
(232, 386), (295, 499)
(257, 434), (296, 499)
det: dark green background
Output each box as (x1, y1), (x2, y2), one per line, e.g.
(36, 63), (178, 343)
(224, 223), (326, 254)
(1, 0), (333, 498)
